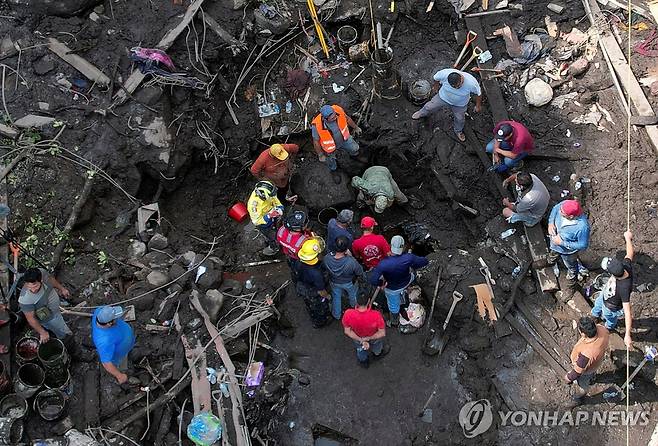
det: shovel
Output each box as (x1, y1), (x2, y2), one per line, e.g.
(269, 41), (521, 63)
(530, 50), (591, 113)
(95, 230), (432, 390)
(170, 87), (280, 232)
(602, 346), (657, 403)
(422, 291), (463, 356)
(418, 388), (436, 423)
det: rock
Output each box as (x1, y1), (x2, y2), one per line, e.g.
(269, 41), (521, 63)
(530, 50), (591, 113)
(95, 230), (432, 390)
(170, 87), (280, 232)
(579, 91), (598, 105)
(0, 35), (17, 60)
(524, 78), (553, 106)
(196, 264), (222, 291)
(651, 81), (658, 97)
(498, 275), (512, 293)
(568, 58), (589, 77)
(168, 263), (187, 285)
(147, 233), (168, 250)
(641, 172), (658, 188)
(126, 282), (155, 311)
(33, 56), (55, 75)
(147, 270), (169, 288)
(128, 240), (147, 259)
(38, 102), (51, 111)
(13, 114), (55, 128)
(198, 289), (225, 324)
(180, 251), (197, 267)
(143, 251), (171, 269)
(519, 277), (537, 295)
(290, 160), (355, 211)
(0, 124), (18, 140)
(496, 257), (516, 274)
(220, 279), (243, 295)
(9, 0), (104, 18)
(254, 7), (291, 35)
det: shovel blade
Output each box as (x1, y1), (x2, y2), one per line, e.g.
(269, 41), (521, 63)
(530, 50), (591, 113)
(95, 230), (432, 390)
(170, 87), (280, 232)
(421, 409), (433, 423)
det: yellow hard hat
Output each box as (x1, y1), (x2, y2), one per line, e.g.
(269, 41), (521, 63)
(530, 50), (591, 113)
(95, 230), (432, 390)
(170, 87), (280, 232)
(298, 239), (322, 265)
(269, 144), (288, 160)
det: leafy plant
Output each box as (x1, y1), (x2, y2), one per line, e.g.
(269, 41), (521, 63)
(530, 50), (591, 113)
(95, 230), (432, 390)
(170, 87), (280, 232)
(97, 251), (109, 268)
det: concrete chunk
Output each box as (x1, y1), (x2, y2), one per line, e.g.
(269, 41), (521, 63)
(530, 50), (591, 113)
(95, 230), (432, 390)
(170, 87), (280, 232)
(13, 115), (55, 129)
(0, 124), (18, 139)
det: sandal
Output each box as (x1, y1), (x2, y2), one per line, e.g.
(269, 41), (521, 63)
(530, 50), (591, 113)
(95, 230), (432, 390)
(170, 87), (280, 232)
(456, 132), (466, 142)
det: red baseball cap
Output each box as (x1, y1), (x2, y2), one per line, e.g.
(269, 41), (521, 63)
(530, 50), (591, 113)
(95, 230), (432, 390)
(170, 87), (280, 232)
(360, 216), (377, 228)
(561, 200), (582, 217)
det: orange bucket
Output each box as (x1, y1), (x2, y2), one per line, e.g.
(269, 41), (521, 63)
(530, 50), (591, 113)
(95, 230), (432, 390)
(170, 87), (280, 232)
(228, 202), (248, 223)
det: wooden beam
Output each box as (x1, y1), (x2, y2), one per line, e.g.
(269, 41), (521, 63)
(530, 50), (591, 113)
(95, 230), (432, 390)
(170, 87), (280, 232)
(585, 0), (658, 155)
(175, 317), (212, 415)
(112, 0), (207, 106)
(221, 309), (274, 339)
(47, 38), (110, 87)
(202, 14), (244, 49)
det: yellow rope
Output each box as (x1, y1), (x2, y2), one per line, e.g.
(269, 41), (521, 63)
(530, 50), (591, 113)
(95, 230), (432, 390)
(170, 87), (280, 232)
(625, 0), (631, 444)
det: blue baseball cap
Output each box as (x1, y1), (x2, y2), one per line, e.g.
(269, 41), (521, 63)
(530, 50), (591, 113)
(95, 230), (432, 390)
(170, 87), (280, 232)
(320, 105), (335, 118)
(97, 305), (124, 324)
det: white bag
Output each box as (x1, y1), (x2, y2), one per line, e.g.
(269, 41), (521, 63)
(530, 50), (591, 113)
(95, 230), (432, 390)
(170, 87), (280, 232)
(399, 302), (426, 328)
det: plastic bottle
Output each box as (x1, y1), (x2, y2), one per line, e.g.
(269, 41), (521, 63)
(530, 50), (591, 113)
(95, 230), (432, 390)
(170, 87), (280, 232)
(501, 228), (516, 239)
(511, 266), (521, 278)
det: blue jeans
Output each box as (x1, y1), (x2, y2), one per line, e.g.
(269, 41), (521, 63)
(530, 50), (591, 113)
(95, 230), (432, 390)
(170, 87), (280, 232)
(330, 281), (359, 320)
(326, 137), (360, 171)
(353, 338), (383, 363)
(591, 293), (624, 330)
(383, 273), (413, 315)
(507, 211), (541, 227)
(417, 94), (467, 134)
(559, 252), (584, 278)
(256, 223), (278, 249)
(485, 140), (527, 172)
(42, 312), (73, 339)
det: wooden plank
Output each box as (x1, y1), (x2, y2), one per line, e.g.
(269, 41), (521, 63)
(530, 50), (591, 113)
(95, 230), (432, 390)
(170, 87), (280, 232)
(585, 0), (658, 155)
(84, 367), (100, 427)
(524, 225), (559, 292)
(112, 0), (207, 106)
(221, 309), (274, 339)
(202, 14), (243, 48)
(0, 162), (9, 378)
(177, 328), (212, 414)
(47, 38), (110, 87)
(190, 291), (250, 446)
(515, 297), (570, 367)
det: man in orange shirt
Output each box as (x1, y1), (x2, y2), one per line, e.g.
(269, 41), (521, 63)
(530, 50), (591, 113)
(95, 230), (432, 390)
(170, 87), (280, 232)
(250, 144), (299, 197)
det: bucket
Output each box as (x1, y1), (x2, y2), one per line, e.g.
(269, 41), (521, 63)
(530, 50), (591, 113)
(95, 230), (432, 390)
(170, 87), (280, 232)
(228, 202), (248, 223)
(317, 207), (337, 226)
(14, 363), (44, 399)
(408, 79), (432, 105)
(38, 338), (70, 380)
(0, 362), (9, 395)
(0, 417), (23, 445)
(0, 394), (28, 419)
(16, 336), (39, 365)
(348, 41), (370, 63)
(337, 26), (358, 53)
(370, 47), (401, 99)
(44, 369), (73, 399)
(33, 389), (67, 421)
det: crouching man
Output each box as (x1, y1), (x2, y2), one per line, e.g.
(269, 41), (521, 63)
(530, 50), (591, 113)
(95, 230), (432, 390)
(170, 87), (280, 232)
(92, 305), (136, 384)
(342, 293), (389, 368)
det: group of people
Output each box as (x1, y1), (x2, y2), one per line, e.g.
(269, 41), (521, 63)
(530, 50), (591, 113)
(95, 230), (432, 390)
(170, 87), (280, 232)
(17, 267), (135, 384)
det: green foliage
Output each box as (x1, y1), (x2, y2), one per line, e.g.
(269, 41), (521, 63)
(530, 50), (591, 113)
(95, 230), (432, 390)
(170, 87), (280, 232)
(97, 250), (109, 269)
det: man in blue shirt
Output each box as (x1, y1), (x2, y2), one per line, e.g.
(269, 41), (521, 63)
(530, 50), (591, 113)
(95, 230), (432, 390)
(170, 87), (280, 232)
(547, 200), (591, 283)
(369, 236), (428, 326)
(327, 209), (354, 253)
(324, 236), (364, 320)
(412, 68), (482, 142)
(92, 305), (135, 384)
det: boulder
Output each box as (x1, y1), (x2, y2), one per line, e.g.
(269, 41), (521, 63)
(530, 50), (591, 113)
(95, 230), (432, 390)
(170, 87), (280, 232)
(147, 270), (169, 288)
(524, 78), (553, 107)
(33, 56), (55, 75)
(0, 36), (17, 60)
(168, 263), (187, 286)
(198, 289), (225, 324)
(126, 281), (155, 311)
(196, 264), (222, 291)
(568, 57), (589, 77)
(180, 251), (197, 267)
(14, 115), (55, 128)
(147, 233), (168, 250)
(143, 251), (171, 269)
(290, 160), (355, 211)
(128, 240), (147, 259)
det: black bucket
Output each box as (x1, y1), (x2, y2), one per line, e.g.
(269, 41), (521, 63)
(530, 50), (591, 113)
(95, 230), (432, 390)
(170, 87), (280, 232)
(15, 336), (39, 365)
(0, 417), (23, 445)
(317, 207), (337, 226)
(337, 26), (358, 53)
(33, 389), (67, 421)
(0, 394), (28, 420)
(371, 47), (401, 99)
(44, 369), (73, 399)
(38, 338), (70, 380)
(14, 363), (45, 399)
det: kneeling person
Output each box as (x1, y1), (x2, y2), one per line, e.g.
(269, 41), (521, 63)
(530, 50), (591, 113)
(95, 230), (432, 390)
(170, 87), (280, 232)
(342, 293), (388, 368)
(501, 171), (549, 227)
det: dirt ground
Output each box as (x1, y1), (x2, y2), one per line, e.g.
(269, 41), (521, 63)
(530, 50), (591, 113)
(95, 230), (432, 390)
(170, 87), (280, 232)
(0, 0), (657, 444)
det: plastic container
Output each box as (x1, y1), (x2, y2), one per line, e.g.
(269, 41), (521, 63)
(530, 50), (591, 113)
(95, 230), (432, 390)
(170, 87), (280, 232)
(0, 417), (23, 445)
(38, 338), (70, 382)
(187, 412), (222, 446)
(337, 26), (358, 53)
(33, 389), (67, 421)
(0, 394), (28, 419)
(14, 363), (45, 399)
(228, 202), (248, 223)
(16, 336), (39, 365)
(44, 369), (73, 399)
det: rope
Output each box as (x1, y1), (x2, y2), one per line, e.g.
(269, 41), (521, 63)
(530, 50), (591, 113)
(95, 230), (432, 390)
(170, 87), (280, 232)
(625, 0), (631, 443)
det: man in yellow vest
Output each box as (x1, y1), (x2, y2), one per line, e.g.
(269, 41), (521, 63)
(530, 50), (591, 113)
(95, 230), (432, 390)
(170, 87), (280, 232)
(311, 104), (362, 171)
(247, 181), (284, 256)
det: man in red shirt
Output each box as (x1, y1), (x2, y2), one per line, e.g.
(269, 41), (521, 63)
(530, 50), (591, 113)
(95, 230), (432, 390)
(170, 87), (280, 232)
(351, 216), (391, 270)
(485, 120), (534, 173)
(342, 293), (389, 368)
(250, 144), (299, 196)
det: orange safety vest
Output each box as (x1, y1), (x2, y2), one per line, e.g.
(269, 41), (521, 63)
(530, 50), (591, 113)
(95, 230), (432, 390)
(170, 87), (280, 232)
(312, 105), (350, 154)
(276, 226), (309, 260)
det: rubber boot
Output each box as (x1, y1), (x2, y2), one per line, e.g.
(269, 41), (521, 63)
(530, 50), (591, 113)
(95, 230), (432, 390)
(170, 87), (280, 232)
(390, 313), (399, 327)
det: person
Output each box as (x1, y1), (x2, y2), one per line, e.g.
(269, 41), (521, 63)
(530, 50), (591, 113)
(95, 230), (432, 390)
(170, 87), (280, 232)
(564, 316), (609, 405)
(411, 68), (482, 142)
(324, 236), (364, 320)
(91, 305), (136, 385)
(327, 209), (354, 254)
(277, 210), (312, 282)
(311, 104), (362, 171)
(352, 216), (390, 270)
(547, 200), (590, 283)
(247, 181), (284, 256)
(486, 121), (534, 172)
(351, 166), (408, 213)
(369, 236), (428, 326)
(501, 171), (550, 227)
(342, 292), (389, 368)
(250, 143), (299, 196)
(294, 238), (332, 328)
(592, 231), (634, 348)
(19, 267), (72, 343)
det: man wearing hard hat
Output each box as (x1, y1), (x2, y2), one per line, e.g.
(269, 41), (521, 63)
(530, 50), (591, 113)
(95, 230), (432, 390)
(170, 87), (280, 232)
(247, 181), (284, 256)
(293, 238), (331, 328)
(250, 143), (299, 197)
